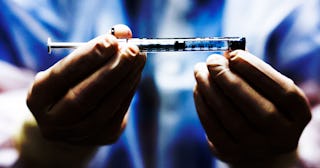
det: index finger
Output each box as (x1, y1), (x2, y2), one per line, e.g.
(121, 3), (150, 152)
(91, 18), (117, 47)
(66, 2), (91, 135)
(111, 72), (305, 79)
(27, 25), (134, 116)
(27, 34), (118, 115)
(226, 50), (311, 124)
(206, 55), (290, 132)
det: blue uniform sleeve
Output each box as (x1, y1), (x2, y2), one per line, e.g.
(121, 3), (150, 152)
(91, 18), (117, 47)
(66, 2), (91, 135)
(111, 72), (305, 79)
(0, 0), (69, 72)
(265, 0), (320, 84)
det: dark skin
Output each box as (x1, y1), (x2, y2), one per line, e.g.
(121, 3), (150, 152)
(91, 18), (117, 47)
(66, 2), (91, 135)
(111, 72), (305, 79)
(27, 25), (146, 145)
(26, 25), (311, 166)
(194, 50), (311, 166)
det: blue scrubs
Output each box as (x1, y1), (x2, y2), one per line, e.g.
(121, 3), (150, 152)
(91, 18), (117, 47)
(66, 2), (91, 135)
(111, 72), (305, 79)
(0, 0), (319, 167)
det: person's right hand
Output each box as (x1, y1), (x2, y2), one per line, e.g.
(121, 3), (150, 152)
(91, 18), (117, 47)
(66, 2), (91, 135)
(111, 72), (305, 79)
(26, 24), (146, 145)
(193, 51), (311, 167)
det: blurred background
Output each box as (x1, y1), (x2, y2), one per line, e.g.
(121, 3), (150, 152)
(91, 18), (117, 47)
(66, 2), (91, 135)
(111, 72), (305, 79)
(0, 0), (319, 167)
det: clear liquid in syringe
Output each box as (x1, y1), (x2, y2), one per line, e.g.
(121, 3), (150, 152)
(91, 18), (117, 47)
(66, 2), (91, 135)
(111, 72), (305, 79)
(47, 37), (246, 54)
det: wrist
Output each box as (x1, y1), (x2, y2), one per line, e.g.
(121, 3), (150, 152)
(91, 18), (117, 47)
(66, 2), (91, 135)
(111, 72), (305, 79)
(14, 117), (98, 167)
(218, 150), (299, 168)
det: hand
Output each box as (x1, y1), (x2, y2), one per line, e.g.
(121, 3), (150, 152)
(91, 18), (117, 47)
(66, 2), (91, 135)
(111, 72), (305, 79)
(26, 24), (146, 145)
(193, 50), (311, 166)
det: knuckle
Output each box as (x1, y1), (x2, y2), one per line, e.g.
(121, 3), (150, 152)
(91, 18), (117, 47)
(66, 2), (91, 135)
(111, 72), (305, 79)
(281, 78), (308, 103)
(263, 103), (278, 118)
(121, 52), (134, 62)
(282, 79), (299, 98)
(67, 89), (81, 106)
(26, 71), (47, 113)
(262, 106), (283, 126)
(223, 74), (242, 89)
(282, 81), (312, 123)
(92, 36), (117, 58)
(34, 70), (46, 82)
(29, 71), (46, 94)
(66, 88), (94, 112)
(210, 66), (230, 80)
(194, 70), (206, 82)
(26, 89), (39, 112)
(26, 90), (35, 111)
(120, 48), (137, 63)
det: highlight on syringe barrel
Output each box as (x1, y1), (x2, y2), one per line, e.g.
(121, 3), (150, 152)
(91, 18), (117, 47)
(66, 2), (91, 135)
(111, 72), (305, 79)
(126, 37), (246, 52)
(47, 37), (246, 54)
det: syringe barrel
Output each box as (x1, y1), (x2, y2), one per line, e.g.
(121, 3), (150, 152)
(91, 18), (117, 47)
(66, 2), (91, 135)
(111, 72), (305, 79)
(125, 37), (245, 52)
(48, 37), (246, 54)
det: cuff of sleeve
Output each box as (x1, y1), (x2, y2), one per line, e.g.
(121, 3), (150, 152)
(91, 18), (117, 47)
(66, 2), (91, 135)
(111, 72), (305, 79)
(14, 117), (98, 167)
(216, 150), (299, 168)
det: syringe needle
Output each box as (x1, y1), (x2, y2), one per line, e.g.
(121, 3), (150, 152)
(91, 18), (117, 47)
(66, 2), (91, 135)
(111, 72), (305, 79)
(47, 37), (246, 54)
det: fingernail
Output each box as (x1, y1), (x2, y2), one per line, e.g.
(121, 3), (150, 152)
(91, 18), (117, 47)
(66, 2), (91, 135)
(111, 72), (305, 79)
(127, 44), (139, 56)
(228, 50), (247, 61)
(122, 44), (139, 57)
(206, 54), (228, 67)
(206, 54), (229, 77)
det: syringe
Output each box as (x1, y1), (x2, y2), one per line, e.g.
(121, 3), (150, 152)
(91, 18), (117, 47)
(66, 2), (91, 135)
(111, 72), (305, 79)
(47, 37), (245, 54)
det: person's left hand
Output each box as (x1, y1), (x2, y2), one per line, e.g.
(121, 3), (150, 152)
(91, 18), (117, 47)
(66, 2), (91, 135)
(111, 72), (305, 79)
(193, 50), (311, 166)
(26, 24), (146, 145)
